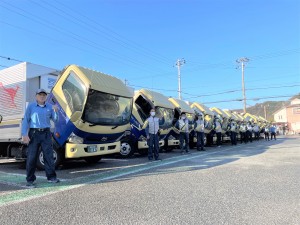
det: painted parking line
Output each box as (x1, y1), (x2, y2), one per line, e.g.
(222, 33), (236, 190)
(0, 145), (244, 207)
(0, 171), (68, 189)
(0, 139), (278, 208)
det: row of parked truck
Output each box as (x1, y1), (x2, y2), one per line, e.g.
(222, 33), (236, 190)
(0, 63), (270, 169)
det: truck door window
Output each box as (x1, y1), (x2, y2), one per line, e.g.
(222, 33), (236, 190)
(155, 107), (173, 129)
(62, 72), (86, 113)
(135, 95), (152, 121)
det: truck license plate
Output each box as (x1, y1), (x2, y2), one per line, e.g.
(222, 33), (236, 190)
(87, 145), (97, 153)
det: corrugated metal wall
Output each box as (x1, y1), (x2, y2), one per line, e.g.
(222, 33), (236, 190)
(0, 63), (25, 120)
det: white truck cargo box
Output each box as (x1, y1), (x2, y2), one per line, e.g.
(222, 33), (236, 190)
(0, 62), (59, 142)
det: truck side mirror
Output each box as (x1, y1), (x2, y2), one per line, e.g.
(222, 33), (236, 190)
(0, 115), (2, 123)
(70, 111), (82, 122)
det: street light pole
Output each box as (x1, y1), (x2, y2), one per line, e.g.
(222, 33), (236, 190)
(175, 58), (185, 100)
(236, 57), (249, 113)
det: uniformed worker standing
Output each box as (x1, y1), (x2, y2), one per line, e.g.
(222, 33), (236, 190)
(239, 121), (247, 144)
(21, 89), (60, 188)
(176, 112), (190, 154)
(214, 117), (222, 147)
(143, 108), (162, 161)
(264, 123), (270, 141)
(246, 121), (253, 143)
(194, 114), (205, 151)
(253, 123), (260, 141)
(270, 124), (277, 140)
(229, 119), (237, 145)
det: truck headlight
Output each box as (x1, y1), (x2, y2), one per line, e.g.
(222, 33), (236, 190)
(68, 132), (84, 144)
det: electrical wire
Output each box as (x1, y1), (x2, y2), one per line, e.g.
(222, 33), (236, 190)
(51, 0), (173, 64)
(202, 94), (297, 104)
(29, 0), (172, 66)
(0, 1), (172, 74)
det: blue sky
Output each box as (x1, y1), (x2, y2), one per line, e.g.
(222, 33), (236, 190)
(0, 0), (299, 110)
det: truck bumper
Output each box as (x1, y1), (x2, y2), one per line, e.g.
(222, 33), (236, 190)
(65, 142), (120, 159)
(138, 140), (164, 149)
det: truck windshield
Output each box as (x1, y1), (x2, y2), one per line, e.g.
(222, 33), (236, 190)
(83, 89), (132, 126)
(155, 107), (174, 129)
(205, 116), (214, 129)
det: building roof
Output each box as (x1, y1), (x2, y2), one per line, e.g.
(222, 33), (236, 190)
(286, 104), (300, 108)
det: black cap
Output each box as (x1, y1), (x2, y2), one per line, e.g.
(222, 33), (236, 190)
(36, 88), (47, 95)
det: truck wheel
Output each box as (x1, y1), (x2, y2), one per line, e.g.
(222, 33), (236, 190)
(36, 147), (62, 170)
(120, 140), (135, 158)
(84, 156), (102, 164)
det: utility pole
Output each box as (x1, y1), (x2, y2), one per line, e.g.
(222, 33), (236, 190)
(124, 79), (128, 86)
(175, 58), (185, 100)
(236, 57), (249, 114)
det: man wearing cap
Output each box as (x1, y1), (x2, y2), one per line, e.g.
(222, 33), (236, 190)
(21, 89), (60, 188)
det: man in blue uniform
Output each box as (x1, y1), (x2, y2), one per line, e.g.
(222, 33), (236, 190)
(22, 89), (60, 187)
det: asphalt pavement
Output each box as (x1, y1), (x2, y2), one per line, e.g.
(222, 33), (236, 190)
(0, 136), (299, 225)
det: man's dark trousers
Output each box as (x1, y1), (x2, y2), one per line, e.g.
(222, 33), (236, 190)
(26, 129), (56, 182)
(148, 133), (159, 159)
(180, 132), (189, 152)
(196, 131), (204, 150)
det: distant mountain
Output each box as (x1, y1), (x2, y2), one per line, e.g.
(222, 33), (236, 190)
(234, 93), (300, 121)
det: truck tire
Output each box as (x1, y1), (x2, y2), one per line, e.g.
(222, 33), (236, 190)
(36, 147), (62, 170)
(84, 156), (102, 164)
(120, 140), (135, 158)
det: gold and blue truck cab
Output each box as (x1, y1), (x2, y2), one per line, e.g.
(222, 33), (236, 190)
(123, 89), (175, 156)
(232, 112), (247, 137)
(189, 102), (215, 146)
(168, 98), (195, 149)
(210, 107), (231, 141)
(223, 109), (242, 139)
(48, 65), (133, 166)
(0, 64), (133, 169)
(243, 113), (264, 137)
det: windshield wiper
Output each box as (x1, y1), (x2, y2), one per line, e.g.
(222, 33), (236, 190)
(88, 122), (98, 127)
(111, 125), (119, 129)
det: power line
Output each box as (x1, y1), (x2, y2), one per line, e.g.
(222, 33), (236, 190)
(0, 56), (23, 62)
(30, 0), (172, 65)
(202, 94), (296, 105)
(0, 1), (172, 74)
(51, 0), (173, 63)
